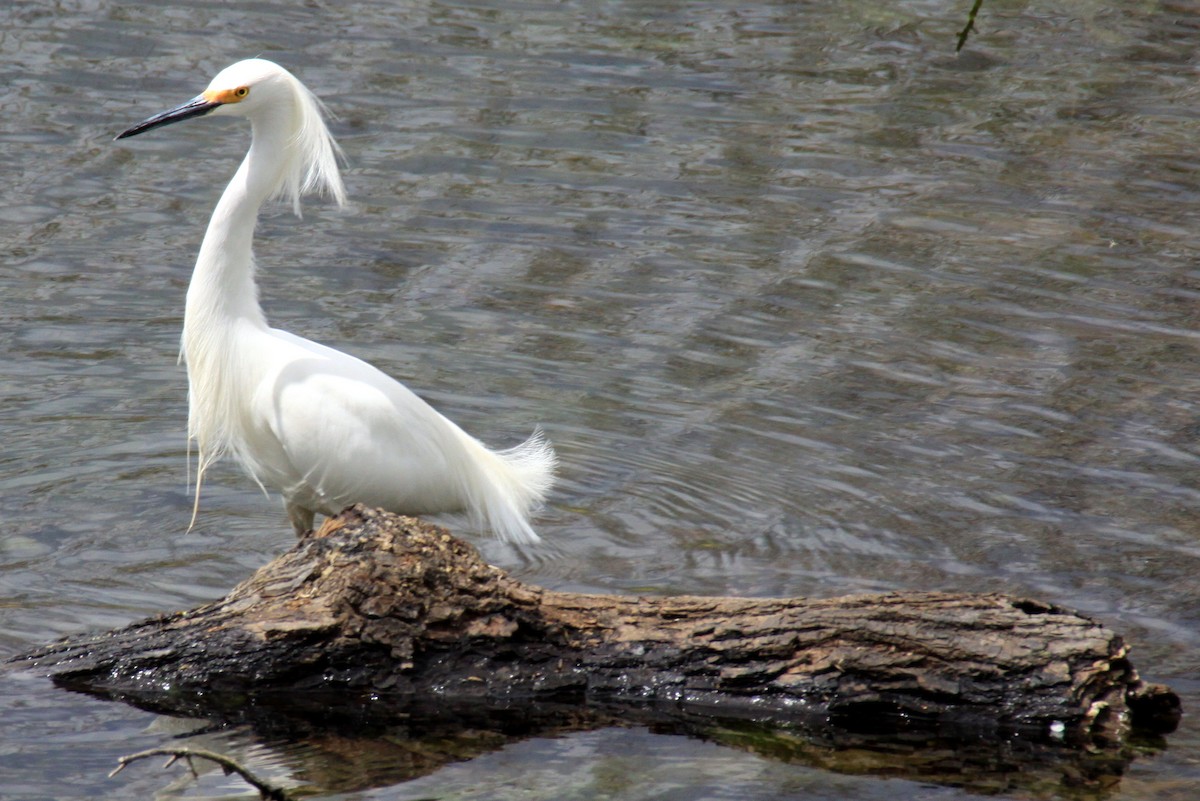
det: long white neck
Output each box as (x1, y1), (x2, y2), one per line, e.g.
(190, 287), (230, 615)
(185, 114), (293, 335)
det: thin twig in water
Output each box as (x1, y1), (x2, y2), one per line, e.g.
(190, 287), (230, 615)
(110, 747), (294, 801)
(956, 0), (986, 52)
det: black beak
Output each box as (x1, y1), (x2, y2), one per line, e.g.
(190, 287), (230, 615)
(116, 95), (221, 140)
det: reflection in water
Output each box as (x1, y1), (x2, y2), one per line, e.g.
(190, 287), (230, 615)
(2, 1), (1200, 799)
(56, 689), (1149, 800)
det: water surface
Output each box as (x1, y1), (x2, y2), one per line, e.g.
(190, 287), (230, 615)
(2, 1), (1199, 799)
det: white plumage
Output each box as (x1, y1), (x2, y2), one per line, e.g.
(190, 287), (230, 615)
(117, 59), (555, 542)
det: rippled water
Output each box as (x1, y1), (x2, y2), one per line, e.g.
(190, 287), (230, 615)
(3, 1), (1200, 799)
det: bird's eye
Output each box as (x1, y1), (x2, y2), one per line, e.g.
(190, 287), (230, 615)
(234, 86), (250, 99)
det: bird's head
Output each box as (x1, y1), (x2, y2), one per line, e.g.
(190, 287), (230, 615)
(116, 59), (346, 212)
(116, 59), (296, 139)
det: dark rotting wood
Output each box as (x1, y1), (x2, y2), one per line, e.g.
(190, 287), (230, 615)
(9, 505), (1180, 745)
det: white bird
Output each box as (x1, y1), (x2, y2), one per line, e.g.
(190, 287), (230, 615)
(116, 59), (555, 543)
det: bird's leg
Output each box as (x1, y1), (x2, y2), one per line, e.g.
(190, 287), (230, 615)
(286, 503), (315, 538)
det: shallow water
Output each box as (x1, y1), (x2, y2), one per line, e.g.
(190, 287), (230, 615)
(2, 1), (1200, 799)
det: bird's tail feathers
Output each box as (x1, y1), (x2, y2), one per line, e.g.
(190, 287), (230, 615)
(458, 428), (556, 545)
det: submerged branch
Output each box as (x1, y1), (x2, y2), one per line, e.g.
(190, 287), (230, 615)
(110, 747), (294, 801)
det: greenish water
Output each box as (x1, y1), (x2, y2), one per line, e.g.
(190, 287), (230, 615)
(2, 1), (1199, 799)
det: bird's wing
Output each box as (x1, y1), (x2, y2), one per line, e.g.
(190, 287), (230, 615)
(245, 329), (470, 515)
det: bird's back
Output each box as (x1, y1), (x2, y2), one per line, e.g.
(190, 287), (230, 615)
(239, 327), (553, 541)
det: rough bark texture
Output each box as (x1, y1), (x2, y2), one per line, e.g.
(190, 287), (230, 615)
(11, 506), (1179, 744)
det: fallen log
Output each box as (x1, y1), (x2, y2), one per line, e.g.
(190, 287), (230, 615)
(10, 505), (1179, 748)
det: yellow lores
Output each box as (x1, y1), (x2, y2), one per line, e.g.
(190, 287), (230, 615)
(203, 85), (250, 105)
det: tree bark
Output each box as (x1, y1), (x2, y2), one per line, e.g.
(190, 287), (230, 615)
(10, 505), (1178, 745)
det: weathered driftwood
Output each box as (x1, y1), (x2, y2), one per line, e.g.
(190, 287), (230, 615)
(11, 505), (1179, 748)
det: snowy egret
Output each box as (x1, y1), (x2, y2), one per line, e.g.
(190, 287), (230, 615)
(116, 59), (555, 542)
